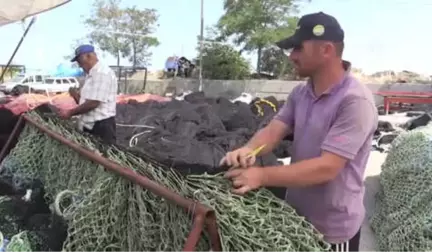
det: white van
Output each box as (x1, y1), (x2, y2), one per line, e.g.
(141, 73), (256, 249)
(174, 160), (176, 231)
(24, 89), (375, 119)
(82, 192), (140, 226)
(0, 73), (48, 93)
(35, 77), (79, 93)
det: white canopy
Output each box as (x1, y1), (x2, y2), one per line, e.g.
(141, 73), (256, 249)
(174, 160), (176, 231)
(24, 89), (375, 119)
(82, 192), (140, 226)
(0, 0), (70, 27)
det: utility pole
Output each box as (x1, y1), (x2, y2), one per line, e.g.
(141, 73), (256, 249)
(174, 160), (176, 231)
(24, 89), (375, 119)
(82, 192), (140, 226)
(199, 0), (204, 92)
(0, 17), (36, 83)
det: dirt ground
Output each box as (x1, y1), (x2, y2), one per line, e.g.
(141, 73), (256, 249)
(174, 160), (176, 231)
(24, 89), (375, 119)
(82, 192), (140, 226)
(360, 150), (387, 251)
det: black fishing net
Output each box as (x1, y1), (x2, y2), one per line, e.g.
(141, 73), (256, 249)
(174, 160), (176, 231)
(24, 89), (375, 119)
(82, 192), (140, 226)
(115, 93), (294, 199)
(116, 93), (291, 177)
(0, 169), (67, 252)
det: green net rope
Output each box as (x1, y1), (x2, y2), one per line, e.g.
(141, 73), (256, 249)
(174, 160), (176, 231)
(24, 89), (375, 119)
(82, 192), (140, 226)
(0, 111), (330, 251)
(6, 231), (32, 252)
(370, 125), (432, 251)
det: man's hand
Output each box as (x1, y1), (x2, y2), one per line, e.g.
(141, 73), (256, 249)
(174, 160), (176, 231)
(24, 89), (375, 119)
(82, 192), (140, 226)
(57, 109), (72, 119)
(219, 146), (256, 168)
(69, 87), (79, 95)
(69, 87), (80, 103)
(220, 120), (290, 169)
(224, 167), (265, 195)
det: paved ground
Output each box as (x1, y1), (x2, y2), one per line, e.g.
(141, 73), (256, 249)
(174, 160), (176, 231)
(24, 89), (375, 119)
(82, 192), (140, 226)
(360, 151), (388, 251)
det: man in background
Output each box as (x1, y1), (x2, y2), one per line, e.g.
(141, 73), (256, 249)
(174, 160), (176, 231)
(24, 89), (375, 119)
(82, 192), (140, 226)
(57, 44), (118, 145)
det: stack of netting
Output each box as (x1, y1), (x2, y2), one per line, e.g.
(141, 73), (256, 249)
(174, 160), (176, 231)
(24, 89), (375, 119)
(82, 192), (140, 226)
(0, 230), (32, 252)
(370, 125), (432, 251)
(0, 111), (330, 251)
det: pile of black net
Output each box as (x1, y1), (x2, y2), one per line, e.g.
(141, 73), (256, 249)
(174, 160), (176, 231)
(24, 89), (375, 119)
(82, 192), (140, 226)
(116, 92), (292, 198)
(116, 92), (291, 173)
(0, 172), (67, 251)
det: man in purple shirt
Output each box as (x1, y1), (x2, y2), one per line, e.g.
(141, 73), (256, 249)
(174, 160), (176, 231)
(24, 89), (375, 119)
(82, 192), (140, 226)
(221, 12), (378, 252)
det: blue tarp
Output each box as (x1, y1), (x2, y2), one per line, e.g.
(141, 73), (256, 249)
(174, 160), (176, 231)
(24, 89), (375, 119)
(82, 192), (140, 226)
(165, 57), (178, 70)
(52, 63), (84, 77)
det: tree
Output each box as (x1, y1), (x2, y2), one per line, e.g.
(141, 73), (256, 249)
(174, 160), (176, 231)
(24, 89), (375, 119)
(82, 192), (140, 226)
(7, 66), (23, 77)
(216, 0), (301, 74)
(0, 63), (23, 80)
(196, 42), (250, 80)
(84, 0), (159, 69)
(85, 0), (129, 67)
(122, 7), (159, 68)
(63, 38), (91, 68)
(259, 47), (295, 79)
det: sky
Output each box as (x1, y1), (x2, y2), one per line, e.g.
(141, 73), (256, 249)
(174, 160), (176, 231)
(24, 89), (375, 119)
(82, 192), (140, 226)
(1, 0), (432, 75)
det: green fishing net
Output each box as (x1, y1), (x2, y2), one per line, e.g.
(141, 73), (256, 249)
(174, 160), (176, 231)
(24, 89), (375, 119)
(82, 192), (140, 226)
(0, 111), (330, 251)
(6, 231), (32, 252)
(370, 125), (432, 251)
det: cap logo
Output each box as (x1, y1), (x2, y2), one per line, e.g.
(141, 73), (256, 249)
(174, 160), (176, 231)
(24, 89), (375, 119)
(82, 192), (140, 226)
(312, 25), (325, 36)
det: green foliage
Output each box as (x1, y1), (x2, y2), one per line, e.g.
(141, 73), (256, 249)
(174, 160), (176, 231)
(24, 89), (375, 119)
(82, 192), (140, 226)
(85, 0), (128, 66)
(197, 42), (250, 80)
(83, 0), (159, 69)
(216, 0), (302, 73)
(259, 47), (295, 79)
(2, 66), (22, 79)
(63, 38), (90, 65)
(0, 62), (24, 82)
(122, 7), (159, 67)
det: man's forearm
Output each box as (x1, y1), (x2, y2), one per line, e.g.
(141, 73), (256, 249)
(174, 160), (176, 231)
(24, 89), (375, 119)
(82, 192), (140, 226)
(245, 120), (291, 156)
(70, 100), (99, 116)
(245, 128), (276, 156)
(261, 157), (338, 187)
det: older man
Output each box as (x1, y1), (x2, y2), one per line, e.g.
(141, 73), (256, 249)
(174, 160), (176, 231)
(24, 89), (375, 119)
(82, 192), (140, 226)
(221, 12), (377, 251)
(57, 44), (118, 145)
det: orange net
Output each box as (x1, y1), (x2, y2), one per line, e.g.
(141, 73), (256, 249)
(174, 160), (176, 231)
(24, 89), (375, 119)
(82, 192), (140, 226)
(0, 93), (171, 115)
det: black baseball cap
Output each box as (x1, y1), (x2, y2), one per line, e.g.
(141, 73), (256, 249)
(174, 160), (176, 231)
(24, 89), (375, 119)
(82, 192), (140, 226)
(276, 12), (344, 49)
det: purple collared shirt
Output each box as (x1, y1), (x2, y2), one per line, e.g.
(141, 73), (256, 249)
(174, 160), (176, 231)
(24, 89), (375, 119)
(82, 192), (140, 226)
(274, 74), (378, 243)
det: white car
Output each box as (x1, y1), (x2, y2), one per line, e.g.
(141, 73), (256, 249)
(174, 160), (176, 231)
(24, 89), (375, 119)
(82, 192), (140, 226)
(0, 73), (48, 93)
(32, 77), (79, 93)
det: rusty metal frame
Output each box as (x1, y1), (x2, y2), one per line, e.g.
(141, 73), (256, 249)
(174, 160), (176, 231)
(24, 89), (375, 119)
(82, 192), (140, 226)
(383, 96), (432, 114)
(0, 114), (221, 252)
(375, 91), (432, 115)
(375, 91), (432, 97)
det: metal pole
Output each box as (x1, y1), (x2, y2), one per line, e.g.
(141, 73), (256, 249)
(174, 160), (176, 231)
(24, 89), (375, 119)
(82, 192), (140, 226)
(0, 17), (36, 83)
(198, 0), (204, 92)
(142, 67), (148, 93)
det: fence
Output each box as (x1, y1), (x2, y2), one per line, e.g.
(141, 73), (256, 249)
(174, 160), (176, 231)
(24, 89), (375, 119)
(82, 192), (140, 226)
(119, 78), (432, 105)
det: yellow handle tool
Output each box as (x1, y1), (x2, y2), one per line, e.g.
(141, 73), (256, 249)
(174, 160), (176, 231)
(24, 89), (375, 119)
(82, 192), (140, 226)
(223, 144), (267, 170)
(246, 144), (267, 158)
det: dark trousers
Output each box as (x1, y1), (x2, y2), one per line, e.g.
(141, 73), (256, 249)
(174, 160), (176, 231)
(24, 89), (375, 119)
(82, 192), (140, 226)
(83, 117), (116, 145)
(330, 229), (361, 252)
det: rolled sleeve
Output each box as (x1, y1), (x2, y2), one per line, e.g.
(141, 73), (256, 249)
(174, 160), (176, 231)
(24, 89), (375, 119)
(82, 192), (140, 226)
(322, 98), (377, 160)
(84, 73), (110, 102)
(274, 88), (297, 127)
